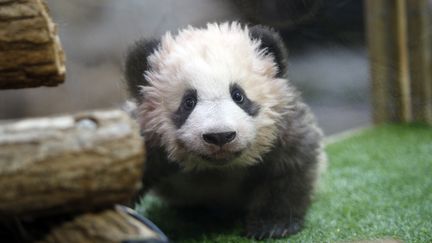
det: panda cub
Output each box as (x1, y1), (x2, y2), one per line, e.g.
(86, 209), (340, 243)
(125, 22), (326, 239)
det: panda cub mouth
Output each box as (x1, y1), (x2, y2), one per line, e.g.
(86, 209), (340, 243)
(200, 150), (243, 164)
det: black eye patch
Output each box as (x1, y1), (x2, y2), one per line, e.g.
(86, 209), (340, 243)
(230, 83), (260, 117)
(172, 89), (197, 128)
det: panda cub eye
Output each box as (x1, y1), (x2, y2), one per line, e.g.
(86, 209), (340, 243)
(183, 95), (197, 110)
(231, 88), (244, 104)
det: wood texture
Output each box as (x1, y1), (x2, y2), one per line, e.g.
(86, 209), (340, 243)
(365, 0), (432, 124)
(395, 0), (412, 122)
(41, 206), (166, 243)
(365, 0), (432, 123)
(365, 0), (398, 123)
(0, 110), (145, 218)
(0, 0), (65, 89)
(406, 0), (432, 124)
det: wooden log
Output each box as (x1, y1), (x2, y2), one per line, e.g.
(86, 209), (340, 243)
(365, 0), (398, 123)
(41, 206), (168, 243)
(406, 0), (432, 124)
(0, 0), (65, 89)
(395, 0), (412, 122)
(0, 110), (145, 218)
(365, 0), (417, 123)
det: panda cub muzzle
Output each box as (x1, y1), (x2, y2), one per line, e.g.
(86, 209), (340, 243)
(200, 130), (242, 163)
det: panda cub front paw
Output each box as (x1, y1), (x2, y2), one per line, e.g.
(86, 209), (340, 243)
(245, 219), (303, 240)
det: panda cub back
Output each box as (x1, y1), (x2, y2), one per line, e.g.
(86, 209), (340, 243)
(125, 22), (326, 240)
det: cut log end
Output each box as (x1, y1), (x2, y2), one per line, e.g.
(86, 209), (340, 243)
(0, 0), (66, 89)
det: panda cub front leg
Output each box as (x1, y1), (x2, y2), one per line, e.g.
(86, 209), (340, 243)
(245, 162), (314, 239)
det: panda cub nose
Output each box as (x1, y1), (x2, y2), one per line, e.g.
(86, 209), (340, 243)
(202, 132), (236, 146)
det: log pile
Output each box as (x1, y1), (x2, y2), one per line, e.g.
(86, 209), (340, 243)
(0, 0), (160, 242)
(0, 110), (153, 242)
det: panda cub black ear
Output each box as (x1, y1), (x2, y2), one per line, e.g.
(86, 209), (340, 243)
(249, 25), (288, 78)
(124, 39), (160, 103)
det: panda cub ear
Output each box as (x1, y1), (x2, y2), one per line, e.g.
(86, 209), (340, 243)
(249, 25), (288, 78)
(124, 39), (160, 103)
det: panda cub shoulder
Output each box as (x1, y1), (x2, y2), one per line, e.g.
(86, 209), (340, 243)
(124, 22), (326, 240)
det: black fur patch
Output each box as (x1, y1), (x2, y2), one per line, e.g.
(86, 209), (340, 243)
(125, 39), (160, 102)
(172, 89), (198, 128)
(230, 83), (260, 117)
(249, 25), (288, 78)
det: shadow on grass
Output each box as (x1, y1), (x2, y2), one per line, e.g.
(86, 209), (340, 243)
(135, 195), (244, 242)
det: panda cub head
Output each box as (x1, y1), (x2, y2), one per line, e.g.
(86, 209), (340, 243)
(126, 22), (295, 171)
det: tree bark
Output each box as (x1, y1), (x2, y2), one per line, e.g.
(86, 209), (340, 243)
(0, 0), (65, 89)
(0, 110), (145, 218)
(366, 0), (432, 125)
(365, 0), (398, 123)
(41, 206), (167, 243)
(406, 0), (432, 124)
(395, 0), (412, 122)
(365, 0), (413, 123)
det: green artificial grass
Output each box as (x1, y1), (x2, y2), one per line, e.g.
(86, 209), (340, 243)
(135, 124), (432, 242)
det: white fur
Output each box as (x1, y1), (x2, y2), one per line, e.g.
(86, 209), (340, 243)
(137, 22), (295, 171)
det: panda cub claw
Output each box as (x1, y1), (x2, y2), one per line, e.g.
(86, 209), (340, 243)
(245, 220), (303, 240)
